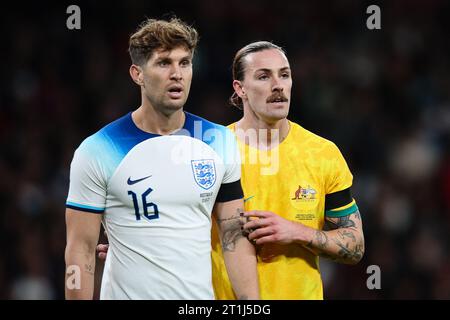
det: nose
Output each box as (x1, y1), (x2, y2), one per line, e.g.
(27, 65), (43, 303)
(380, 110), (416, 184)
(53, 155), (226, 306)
(170, 64), (182, 81)
(271, 77), (283, 92)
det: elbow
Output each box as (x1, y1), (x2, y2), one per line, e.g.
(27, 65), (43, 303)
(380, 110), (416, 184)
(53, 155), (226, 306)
(65, 240), (97, 264)
(348, 253), (364, 265)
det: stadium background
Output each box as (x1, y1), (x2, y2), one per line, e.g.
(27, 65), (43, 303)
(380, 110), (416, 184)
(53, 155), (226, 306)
(1, 0), (449, 299)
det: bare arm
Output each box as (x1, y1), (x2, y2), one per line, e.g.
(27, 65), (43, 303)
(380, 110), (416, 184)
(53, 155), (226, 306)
(213, 199), (259, 300)
(244, 209), (364, 265)
(65, 208), (102, 299)
(305, 210), (364, 264)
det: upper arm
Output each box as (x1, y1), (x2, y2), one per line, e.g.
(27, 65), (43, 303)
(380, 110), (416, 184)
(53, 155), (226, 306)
(65, 137), (108, 254)
(323, 140), (361, 228)
(213, 178), (245, 248)
(324, 187), (363, 234)
(65, 208), (103, 253)
(211, 126), (246, 249)
(66, 136), (108, 213)
(213, 198), (244, 221)
(324, 209), (362, 232)
(213, 198), (245, 252)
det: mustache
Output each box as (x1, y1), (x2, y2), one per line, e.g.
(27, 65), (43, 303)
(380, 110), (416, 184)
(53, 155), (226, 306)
(266, 92), (289, 103)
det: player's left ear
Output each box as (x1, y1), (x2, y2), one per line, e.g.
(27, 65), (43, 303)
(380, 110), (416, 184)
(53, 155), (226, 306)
(233, 80), (246, 99)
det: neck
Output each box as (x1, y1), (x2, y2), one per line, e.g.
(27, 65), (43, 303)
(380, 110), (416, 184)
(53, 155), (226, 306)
(132, 104), (185, 135)
(235, 115), (290, 150)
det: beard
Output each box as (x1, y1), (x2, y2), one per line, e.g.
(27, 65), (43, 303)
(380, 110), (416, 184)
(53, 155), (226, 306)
(145, 92), (187, 116)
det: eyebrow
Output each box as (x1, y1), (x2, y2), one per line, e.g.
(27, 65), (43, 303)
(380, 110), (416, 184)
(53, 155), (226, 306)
(254, 67), (291, 73)
(155, 55), (192, 63)
(180, 55), (193, 61)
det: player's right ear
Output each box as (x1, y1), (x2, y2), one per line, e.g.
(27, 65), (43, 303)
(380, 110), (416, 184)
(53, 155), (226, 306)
(233, 80), (246, 99)
(129, 64), (144, 86)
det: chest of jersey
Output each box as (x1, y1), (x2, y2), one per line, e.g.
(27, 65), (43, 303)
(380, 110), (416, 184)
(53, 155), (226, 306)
(106, 135), (225, 225)
(240, 145), (325, 229)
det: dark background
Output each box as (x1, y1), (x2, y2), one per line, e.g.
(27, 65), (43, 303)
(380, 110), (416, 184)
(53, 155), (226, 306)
(1, 0), (449, 299)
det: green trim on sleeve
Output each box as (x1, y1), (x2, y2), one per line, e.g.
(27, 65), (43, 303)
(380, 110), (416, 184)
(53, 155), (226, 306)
(325, 203), (358, 218)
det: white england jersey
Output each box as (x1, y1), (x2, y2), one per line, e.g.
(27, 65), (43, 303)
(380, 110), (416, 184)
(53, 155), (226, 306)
(66, 112), (242, 300)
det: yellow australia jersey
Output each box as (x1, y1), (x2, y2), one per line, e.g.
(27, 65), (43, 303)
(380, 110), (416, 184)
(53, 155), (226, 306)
(211, 120), (358, 300)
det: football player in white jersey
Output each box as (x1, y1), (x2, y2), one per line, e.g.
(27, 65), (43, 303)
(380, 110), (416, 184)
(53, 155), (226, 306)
(64, 18), (259, 300)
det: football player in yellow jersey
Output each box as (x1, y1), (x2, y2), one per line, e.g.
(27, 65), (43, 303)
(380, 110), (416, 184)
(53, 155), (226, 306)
(211, 41), (365, 300)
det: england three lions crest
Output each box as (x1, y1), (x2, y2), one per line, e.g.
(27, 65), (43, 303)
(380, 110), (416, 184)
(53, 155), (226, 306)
(191, 159), (216, 190)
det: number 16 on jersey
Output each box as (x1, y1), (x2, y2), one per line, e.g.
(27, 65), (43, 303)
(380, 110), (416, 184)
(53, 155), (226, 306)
(127, 188), (159, 221)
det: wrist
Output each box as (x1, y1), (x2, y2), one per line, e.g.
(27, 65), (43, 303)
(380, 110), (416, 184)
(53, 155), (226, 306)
(292, 222), (316, 245)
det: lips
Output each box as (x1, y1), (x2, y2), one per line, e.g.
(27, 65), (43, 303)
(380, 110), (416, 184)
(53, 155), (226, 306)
(167, 84), (184, 99)
(268, 98), (288, 103)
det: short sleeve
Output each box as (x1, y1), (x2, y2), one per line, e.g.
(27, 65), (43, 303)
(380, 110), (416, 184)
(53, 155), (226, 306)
(66, 137), (108, 213)
(325, 142), (358, 217)
(325, 142), (353, 194)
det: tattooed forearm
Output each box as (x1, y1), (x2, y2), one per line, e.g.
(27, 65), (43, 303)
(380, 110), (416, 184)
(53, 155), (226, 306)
(305, 231), (329, 254)
(304, 210), (364, 264)
(333, 240), (364, 263)
(337, 230), (356, 242)
(310, 239), (363, 264)
(218, 214), (245, 252)
(315, 231), (328, 250)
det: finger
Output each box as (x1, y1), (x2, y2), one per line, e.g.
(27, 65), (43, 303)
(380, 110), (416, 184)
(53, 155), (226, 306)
(255, 234), (278, 245)
(97, 244), (109, 252)
(243, 210), (271, 218)
(248, 227), (274, 241)
(98, 252), (107, 260)
(243, 218), (269, 231)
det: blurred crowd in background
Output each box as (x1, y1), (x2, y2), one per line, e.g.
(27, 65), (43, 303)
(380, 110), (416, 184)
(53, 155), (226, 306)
(1, 0), (449, 299)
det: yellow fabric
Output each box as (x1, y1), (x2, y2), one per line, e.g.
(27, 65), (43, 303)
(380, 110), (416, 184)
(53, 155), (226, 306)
(211, 120), (354, 300)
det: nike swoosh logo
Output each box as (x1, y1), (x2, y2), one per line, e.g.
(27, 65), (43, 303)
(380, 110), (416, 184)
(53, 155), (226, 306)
(244, 195), (255, 203)
(127, 175), (152, 185)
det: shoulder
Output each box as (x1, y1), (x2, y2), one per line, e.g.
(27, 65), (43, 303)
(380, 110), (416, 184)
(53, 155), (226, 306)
(184, 112), (232, 135)
(182, 113), (238, 165)
(73, 112), (141, 174)
(289, 120), (334, 146)
(288, 120), (341, 155)
(76, 113), (131, 154)
(183, 112), (236, 147)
